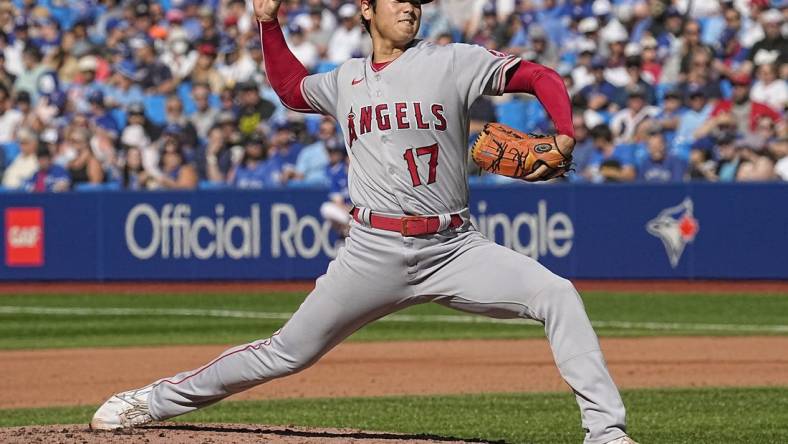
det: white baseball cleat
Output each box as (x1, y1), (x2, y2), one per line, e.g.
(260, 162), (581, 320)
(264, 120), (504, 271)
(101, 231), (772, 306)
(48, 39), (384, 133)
(605, 436), (640, 444)
(90, 384), (157, 430)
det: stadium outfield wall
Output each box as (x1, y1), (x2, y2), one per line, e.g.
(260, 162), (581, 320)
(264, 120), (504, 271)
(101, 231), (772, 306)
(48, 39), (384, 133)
(1, 183), (786, 281)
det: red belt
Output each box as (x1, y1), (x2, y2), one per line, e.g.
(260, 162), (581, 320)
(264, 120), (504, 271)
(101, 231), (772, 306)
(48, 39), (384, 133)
(351, 208), (463, 236)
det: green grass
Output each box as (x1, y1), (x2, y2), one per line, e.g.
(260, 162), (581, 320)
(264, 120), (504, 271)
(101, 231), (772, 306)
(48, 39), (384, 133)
(0, 292), (787, 349)
(2, 387), (787, 443)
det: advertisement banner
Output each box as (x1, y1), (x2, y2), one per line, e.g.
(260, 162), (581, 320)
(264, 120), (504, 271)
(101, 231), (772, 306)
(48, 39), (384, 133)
(0, 183), (786, 280)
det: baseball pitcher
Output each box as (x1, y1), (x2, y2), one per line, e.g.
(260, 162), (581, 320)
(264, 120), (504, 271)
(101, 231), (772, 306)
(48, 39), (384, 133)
(92, 1), (636, 443)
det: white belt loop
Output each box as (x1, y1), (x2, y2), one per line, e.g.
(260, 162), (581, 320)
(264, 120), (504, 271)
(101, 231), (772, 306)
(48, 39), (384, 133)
(359, 207), (372, 226)
(437, 213), (452, 232)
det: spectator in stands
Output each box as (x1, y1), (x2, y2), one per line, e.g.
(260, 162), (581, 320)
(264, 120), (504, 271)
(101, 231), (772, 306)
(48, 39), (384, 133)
(230, 135), (282, 189)
(0, 85), (23, 144)
(217, 38), (255, 86)
(327, 4), (363, 64)
(131, 35), (175, 95)
(319, 138), (351, 238)
(653, 88), (684, 148)
(578, 57), (622, 116)
(750, 63), (787, 114)
(290, 117), (336, 185)
(745, 9), (787, 76)
(12, 45), (47, 102)
(736, 135), (776, 181)
(771, 136), (788, 181)
(583, 124), (636, 183)
(203, 123), (239, 184)
(104, 60), (145, 109)
(24, 144), (70, 192)
(287, 23), (318, 71)
(269, 121), (303, 183)
(65, 127), (104, 187)
(164, 95), (198, 151)
(190, 82), (219, 141)
(190, 43), (224, 94)
(637, 130), (686, 182)
(711, 73), (780, 136)
(161, 28), (197, 84)
(674, 86), (714, 159)
(714, 133), (741, 182)
(236, 81), (276, 137)
(568, 112), (594, 182)
(150, 141), (198, 190)
(610, 84), (659, 144)
(2, 127), (38, 189)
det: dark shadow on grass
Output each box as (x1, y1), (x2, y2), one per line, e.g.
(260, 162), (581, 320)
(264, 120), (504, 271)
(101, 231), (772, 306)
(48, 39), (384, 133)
(141, 423), (509, 443)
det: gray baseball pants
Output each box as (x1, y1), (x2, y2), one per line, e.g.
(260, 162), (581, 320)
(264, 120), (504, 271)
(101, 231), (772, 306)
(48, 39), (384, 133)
(148, 217), (627, 444)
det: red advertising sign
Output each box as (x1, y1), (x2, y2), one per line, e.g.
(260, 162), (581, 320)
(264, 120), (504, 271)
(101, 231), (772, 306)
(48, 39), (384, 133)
(5, 208), (44, 267)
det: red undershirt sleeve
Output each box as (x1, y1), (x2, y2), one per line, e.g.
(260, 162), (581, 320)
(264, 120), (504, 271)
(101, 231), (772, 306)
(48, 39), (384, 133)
(258, 19), (314, 112)
(503, 60), (575, 138)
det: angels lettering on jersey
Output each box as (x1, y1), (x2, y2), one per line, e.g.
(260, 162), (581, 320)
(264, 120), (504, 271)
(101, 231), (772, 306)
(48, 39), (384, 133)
(345, 102), (447, 148)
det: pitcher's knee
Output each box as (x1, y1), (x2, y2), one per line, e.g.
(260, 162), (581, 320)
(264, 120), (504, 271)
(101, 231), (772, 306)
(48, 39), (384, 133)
(540, 278), (584, 310)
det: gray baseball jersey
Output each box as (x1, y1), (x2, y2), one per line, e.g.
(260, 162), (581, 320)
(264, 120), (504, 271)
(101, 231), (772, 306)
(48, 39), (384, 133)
(143, 41), (629, 444)
(302, 41), (519, 215)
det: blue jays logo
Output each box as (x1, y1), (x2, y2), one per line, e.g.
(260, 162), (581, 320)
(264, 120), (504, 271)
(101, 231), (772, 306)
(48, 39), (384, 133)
(646, 198), (700, 268)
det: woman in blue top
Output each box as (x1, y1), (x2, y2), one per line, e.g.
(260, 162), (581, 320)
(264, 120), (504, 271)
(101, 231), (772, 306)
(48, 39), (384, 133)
(230, 136), (283, 189)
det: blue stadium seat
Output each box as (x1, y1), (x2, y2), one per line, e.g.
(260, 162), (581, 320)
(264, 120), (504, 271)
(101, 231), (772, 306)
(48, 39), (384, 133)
(178, 81), (196, 116)
(199, 180), (229, 190)
(111, 108), (127, 129)
(2, 142), (20, 163)
(74, 182), (120, 192)
(143, 95), (167, 125)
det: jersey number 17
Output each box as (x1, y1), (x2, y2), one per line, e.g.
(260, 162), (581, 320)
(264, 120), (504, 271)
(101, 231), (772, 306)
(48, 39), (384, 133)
(403, 144), (439, 187)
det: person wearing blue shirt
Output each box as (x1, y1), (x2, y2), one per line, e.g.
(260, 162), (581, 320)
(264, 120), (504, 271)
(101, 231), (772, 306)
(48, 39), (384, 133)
(673, 87), (714, 160)
(637, 131), (687, 182)
(578, 58), (622, 117)
(319, 140), (351, 238)
(24, 145), (70, 192)
(289, 118), (336, 186)
(583, 125), (636, 183)
(230, 136), (282, 189)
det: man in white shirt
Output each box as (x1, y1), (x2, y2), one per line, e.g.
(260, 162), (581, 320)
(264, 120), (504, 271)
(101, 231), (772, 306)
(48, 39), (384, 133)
(2, 127), (38, 188)
(327, 4), (363, 64)
(0, 85), (22, 143)
(287, 23), (318, 70)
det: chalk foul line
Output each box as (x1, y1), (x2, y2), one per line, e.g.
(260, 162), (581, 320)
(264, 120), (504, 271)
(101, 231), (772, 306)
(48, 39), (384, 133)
(1, 306), (788, 333)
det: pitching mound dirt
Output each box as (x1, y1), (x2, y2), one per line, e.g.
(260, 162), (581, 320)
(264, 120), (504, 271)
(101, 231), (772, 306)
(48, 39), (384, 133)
(0, 423), (491, 444)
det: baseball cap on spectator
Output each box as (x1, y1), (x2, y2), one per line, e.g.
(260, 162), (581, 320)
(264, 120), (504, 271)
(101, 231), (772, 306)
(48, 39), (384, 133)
(36, 144), (52, 159)
(219, 39), (238, 55)
(224, 15), (239, 27)
(624, 43), (641, 57)
(665, 7), (681, 18)
(664, 88), (683, 100)
(529, 25), (547, 41)
(135, 2), (150, 17)
(761, 8), (782, 23)
(482, 3), (496, 16)
(338, 4), (357, 19)
(591, 56), (606, 70)
(729, 73), (752, 86)
(16, 90), (31, 105)
(166, 9), (185, 23)
(88, 90), (105, 106)
(641, 36), (658, 49)
(687, 84), (706, 99)
(578, 17), (599, 33)
(128, 102), (146, 116)
(78, 55), (98, 72)
(326, 137), (345, 153)
(14, 15), (29, 31)
(592, 0), (612, 16)
(237, 80), (257, 91)
(246, 38), (261, 51)
(149, 25), (168, 40)
(287, 23), (303, 35)
(217, 111), (236, 125)
(625, 84), (647, 99)
(198, 43), (217, 56)
(603, 26), (628, 43)
(129, 34), (153, 50)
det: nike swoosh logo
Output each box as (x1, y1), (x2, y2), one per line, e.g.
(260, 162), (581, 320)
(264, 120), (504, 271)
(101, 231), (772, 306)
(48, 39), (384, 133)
(352, 77), (364, 85)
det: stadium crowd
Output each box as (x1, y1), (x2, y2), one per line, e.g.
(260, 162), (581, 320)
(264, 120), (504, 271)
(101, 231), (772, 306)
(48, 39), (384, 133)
(0, 0), (785, 192)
